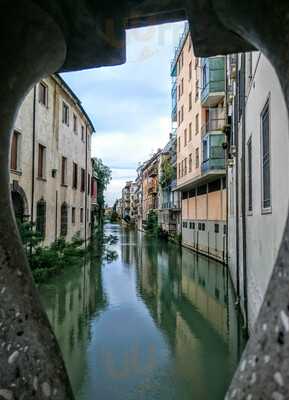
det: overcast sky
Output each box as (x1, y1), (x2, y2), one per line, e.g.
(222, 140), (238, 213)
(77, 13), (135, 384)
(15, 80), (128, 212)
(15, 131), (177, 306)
(61, 21), (184, 206)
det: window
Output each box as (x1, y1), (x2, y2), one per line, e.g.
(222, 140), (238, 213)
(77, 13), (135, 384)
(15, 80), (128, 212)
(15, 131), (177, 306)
(88, 173), (91, 195)
(10, 130), (21, 171)
(178, 111), (181, 126)
(178, 163), (181, 179)
(181, 78), (184, 95)
(189, 123), (192, 142)
(195, 57), (199, 69)
(39, 82), (48, 106)
(195, 113), (199, 135)
(188, 37), (192, 51)
(247, 137), (253, 212)
(198, 223), (202, 230)
(178, 85), (181, 100)
(81, 168), (85, 192)
(184, 158), (187, 175)
(195, 147), (199, 168)
(38, 144), (46, 178)
(189, 154), (192, 173)
(181, 106), (184, 123)
(60, 202), (68, 236)
(183, 221), (188, 228)
(202, 223), (206, 231)
(80, 208), (84, 223)
(72, 207), (76, 224)
(81, 126), (85, 142)
(261, 100), (271, 210)
(214, 224), (219, 233)
(189, 222), (195, 229)
(62, 102), (69, 126)
(36, 199), (46, 239)
(178, 137), (181, 152)
(73, 114), (78, 134)
(181, 52), (184, 68)
(72, 162), (78, 189)
(184, 129), (187, 146)
(189, 61), (192, 80)
(195, 80), (199, 101)
(224, 225), (227, 235)
(61, 156), (67, 186)
(189, 92), (192, 110)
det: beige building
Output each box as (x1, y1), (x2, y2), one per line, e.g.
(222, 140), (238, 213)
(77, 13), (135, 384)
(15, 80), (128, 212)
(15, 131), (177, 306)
(10, 74), (95, 245)
(172, 23), (227, 262)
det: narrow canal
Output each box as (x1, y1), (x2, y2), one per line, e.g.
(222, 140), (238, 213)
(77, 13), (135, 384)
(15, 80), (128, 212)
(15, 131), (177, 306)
(40, 224), (245, 400)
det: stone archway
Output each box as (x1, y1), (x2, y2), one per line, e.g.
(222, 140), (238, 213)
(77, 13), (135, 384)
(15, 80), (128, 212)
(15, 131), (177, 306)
(0, 1), (289, 399)
(10, 181), (29, 222)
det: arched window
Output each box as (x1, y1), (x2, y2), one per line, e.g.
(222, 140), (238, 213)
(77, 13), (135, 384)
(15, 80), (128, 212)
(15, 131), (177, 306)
(60, 202), (68, 237)
(36, 199), (46, 239)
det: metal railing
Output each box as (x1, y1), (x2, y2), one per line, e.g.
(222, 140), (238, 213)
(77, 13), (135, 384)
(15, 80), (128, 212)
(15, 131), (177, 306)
(201, 108), (226, 137)
(161, 201), (181, 210)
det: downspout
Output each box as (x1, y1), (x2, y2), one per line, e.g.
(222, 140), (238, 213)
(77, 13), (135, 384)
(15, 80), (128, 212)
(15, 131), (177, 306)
(235, 55), (240, 301)
(240, 53), (248, 333)
(224, 56), (229, 265)
(84, 124), (88, 246)
(30, 85), (36, 223)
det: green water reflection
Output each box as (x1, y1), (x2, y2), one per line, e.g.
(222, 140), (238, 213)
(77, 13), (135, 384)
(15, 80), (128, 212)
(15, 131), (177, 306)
(40, 224), (245, 400)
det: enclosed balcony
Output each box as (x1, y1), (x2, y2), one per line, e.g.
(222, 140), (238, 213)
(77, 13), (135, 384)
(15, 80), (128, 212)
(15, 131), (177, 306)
(202, 133), (225, 173)
(201, 57), (225, 107)
(171, 79), (177, 122)
(201, 107), (226, 137)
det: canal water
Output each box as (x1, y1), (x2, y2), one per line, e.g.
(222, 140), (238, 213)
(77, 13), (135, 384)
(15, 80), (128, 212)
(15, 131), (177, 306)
(40, 224), (245, 400)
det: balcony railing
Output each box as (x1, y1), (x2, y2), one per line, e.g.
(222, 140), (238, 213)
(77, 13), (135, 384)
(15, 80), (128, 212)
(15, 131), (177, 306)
(201, 108), (226, 137)
(170, 22), (189, 76)
(201, 145), (225, 173)
(201, 57), (225, 106)
(161, 201), (181, 210)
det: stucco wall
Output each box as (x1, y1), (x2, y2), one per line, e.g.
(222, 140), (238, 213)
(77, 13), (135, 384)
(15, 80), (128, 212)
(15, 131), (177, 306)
(10, 75), (93, 245)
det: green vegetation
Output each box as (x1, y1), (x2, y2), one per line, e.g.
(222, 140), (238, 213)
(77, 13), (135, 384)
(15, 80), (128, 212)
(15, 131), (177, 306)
(159, 157), (175, 188)
(19, 221), (86, 283)
(19, 220), (118, 283)
(91, 157), (112, 210)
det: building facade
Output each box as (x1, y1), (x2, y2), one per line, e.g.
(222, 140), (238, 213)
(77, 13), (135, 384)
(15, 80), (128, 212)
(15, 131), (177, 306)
(158, 133), (181, 234)
(227, 51), (289, 331)
(172, 24), (227, 262)
(10, 74), (94, 245)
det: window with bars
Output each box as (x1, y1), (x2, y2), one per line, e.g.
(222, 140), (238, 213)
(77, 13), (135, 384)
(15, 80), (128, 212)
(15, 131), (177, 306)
(61, 156), (67, 186)
(36, 199), (46, 239)
(195, 113), (199, 134)
(39, 82), (48, 106)
(247, 137), (253, 212)
(10, 130), (21, 171)
(261, 100), (271, 210)
(60, 202), (68, 236)
(38, 144), (46, 178)
(72, 162), (78, 189)
(73, 114), (78, 134)
(72, 207), (76, 224)
(195, 148), (199, 168)
(189, 154), (192, 173)
(62, 102), (69, 126)
(81, 168), (85, 192)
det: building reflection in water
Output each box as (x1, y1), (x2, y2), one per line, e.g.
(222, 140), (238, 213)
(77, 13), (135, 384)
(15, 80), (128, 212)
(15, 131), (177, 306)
(40, 259), (107, 395)
(135, 231), (244, 400)
(40, 225), (244, 400)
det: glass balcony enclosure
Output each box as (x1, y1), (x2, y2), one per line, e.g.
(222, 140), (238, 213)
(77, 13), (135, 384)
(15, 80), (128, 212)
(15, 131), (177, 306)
(171, 78), (177, 122)
(201, 107), (226, 137)
(202, 133), (225, 173)
(201, 57), (225, 107)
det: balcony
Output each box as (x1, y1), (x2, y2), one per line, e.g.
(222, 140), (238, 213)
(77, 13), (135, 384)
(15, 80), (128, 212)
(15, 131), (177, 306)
(148, 165), (158, 177)
(201, 57), (225, 107)
(171, 80), (177, 122)
(201, 108), (226, 137)
(161, 201), (181, 210)
(201, 133), (225, 173)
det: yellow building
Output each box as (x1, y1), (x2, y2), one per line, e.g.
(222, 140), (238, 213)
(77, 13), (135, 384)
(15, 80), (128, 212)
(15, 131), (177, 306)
(171, 23), (227, 262)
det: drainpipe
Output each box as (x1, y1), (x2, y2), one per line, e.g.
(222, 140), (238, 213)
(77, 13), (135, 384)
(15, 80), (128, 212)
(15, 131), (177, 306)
(84, 124), (88, 246)
(30, 85), (36, 223)
(240, 53), (248, 334)
(235, 56), (240, 301)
